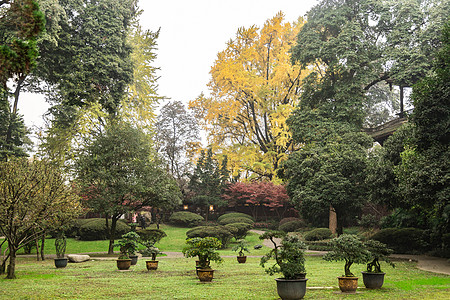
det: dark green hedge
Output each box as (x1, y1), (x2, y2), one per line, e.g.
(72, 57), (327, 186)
(217, 212), (254, 223)
(303, 228), (332, 241)
(279, 220), (306, 232)
(78, 218), (130, 241)
(370, 227), (428, 254)
(186, 226), (232, 248)
(169, 211), (204, 227)
(225, 222), (252, 240)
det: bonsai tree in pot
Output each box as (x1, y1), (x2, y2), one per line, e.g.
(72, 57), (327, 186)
(323, 234), (371, 293)
(54, 233), (68, 268)
(362, 240), (395, 289)
(115, 231), (140, 270)
(260, 231), (308, 300)
(182, 237), (223, 282)
(232, 239), (250, 263)
(138, 229), (167, 270)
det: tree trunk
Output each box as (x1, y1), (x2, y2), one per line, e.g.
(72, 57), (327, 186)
(108, 217), (118, 255)
(6, 243), (16, 279)
(35, 237), (40, 261)
(329, 205), (338, 235)
(40, 235), (45, 261)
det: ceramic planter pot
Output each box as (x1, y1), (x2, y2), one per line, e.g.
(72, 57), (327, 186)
(337, 276), (358, 293)
(130, 255), (138, 265)
(197, 268), (214, 282)
(237, 256), (247, 263)
(116, 259), (132, 270)
(146, 260), (158, 270)
(275, 278), (308, 300)
(54, 258), (68, 268)
(361, 271), (385, 289)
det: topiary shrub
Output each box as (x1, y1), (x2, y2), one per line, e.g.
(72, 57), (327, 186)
(186, 226), (233, 248)
(65, 218), (96, 238)
(225, 222), (252, 240)
(218, 216), (254, 226)
(279, 220), (306, 232)
(303, 228), (332, 241)
(370, 227), (428, 254)
(217, 212), (254, 223)
(78, 218), (130, 241)
(279, 217), (303, 227)
(169, 211), (204, 227)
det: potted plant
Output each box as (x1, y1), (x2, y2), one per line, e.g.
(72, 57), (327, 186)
(232, 239), (250, 263)
(115, 232), (140, 270)
(323, 234), (371, 293)
(137, 228), (167, 271)
(182, 237), (223, 282)
(260, 231), (308, 300)
(54, 233), (68, 268)
(362, 240), (395, 289)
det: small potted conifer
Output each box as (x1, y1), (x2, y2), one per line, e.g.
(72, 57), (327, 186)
(115, 232), (140, 270)
(138, 228), (167, 271)
(362, 240), (395, 289)
(260, 231), (308, 300)
(54, 233), (68, 268)
(182, 237), (223, 282)
(323, 234), (371, 293)
(232, 239), (250, 263)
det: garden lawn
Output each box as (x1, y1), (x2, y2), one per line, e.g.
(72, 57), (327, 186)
(0, 256), (448, 299)
(2, 224), (268, 257)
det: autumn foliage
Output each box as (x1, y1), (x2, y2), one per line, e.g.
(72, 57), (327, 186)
(189, 12), (309, 181)
(222, 181), (292, 220)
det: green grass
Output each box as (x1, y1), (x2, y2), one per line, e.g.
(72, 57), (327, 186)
(0, 255), (448, 299)
(2, 224), (268, 256)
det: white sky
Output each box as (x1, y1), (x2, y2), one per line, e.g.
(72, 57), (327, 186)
(18, 0), (318, 133)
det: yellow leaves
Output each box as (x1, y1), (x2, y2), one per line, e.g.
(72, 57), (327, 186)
(189, 13), (309, 181)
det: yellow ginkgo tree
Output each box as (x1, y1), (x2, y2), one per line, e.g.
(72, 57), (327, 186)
(189, 12), (309, 181)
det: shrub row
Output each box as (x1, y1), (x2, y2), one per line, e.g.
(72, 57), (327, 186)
(186, 222), (253, 248)
(169, 211), (204, 227)
(77, 218), (131, 241)
(303, 228), (332, 241)
(370, 227), (428, 254)
(217, 212), (254, 223)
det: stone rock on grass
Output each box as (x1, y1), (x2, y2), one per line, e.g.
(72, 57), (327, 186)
(67, 254), (90, 263)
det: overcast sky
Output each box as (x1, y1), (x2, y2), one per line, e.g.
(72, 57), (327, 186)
(18, 0), (318, 133)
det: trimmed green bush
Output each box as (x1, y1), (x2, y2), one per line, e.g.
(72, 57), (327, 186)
(303, 228), (332, 241)
(279, 220), (306, 232)
(186, 226), (233, 248)
(279, 217), (303, 227)
(65, 218), (97, 238)
(371, 227), (428, 254)
(137, 229), (167, 244)
(217, 212), (254, 223)
(78, 218), (130, 241)
(169, 211), (204, 227)
(218, 216), (254, 226)
(225, 222), (252, 240)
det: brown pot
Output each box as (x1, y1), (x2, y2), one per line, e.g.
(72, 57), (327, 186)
(197, 268), (214, 282)
(116, 259), (132, 270)
(337, 276), (358, 293)
(237, 256), (247, 263)
(146, 260), (158, 271)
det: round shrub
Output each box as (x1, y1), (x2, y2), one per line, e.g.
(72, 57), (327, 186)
(186, 226), (233, 248)
(137, 228), (167, 245)
(217, 212), (254, 223)
(225, 222), (252, 240)
(371, 227), (427, 254)
(169, 211), (204, 227)
(279, 217), (303, 227)
(78, 218), (130, 241)
(218, 216), (254, 226)
(65, 218), (96, 238)
(279, 220), (306, 232)
(303, 228), (332, 241)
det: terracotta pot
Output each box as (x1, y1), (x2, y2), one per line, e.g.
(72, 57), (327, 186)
(54, 258), (68, 268)
(146, 260), (158, 270)
(116, 259), (132, 270)
(197, 268), (214, 282)
(275, 278), (308, 300)
(361, 271), (385, 289)
(337, 276), (358, 293)
(237, 256), (247, 263)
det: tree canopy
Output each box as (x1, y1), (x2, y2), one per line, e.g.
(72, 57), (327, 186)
(75, 121), (181, 254)
(189, 13), (308, 181)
